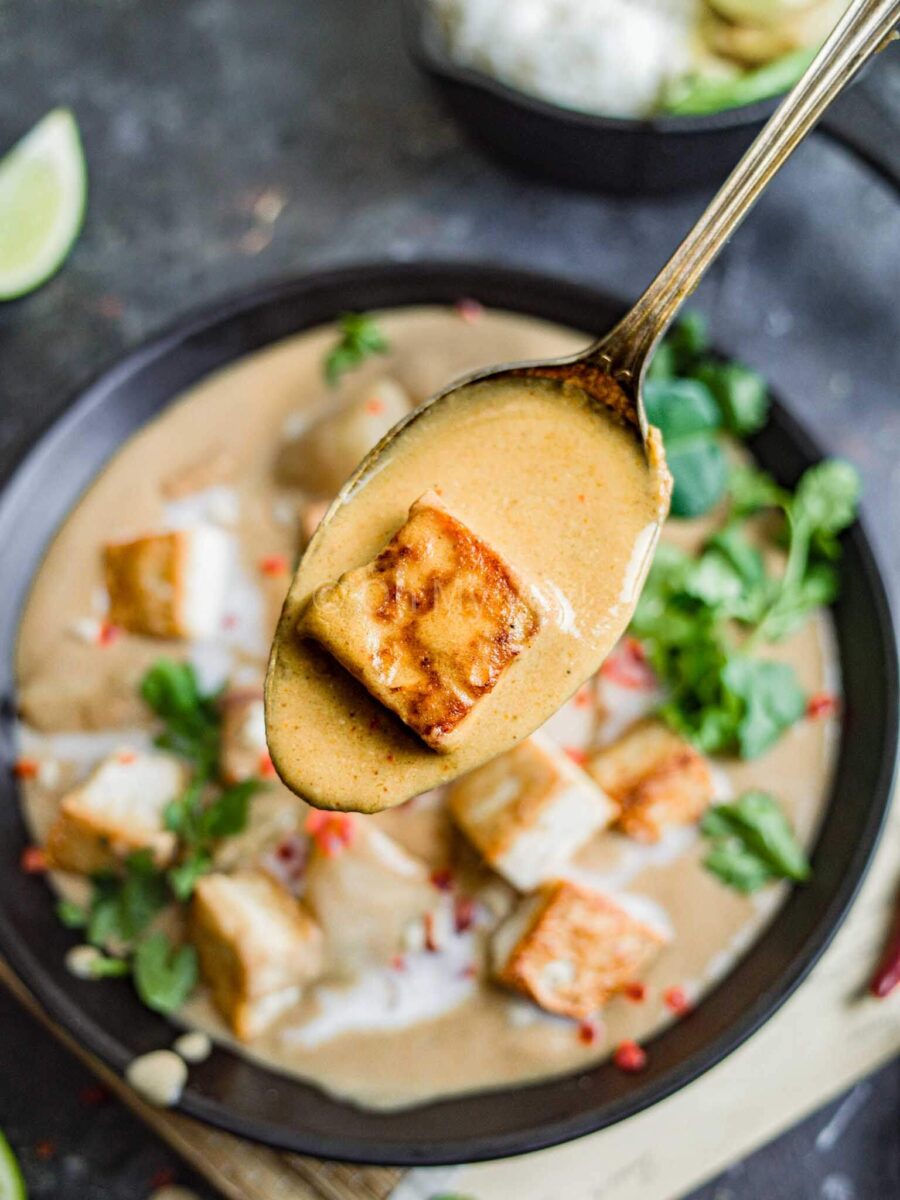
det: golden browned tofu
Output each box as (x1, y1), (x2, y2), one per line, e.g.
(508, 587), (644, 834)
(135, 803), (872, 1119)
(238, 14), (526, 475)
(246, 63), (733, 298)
(104, 526), (229, 639)
(299, 492), (542, 751)
(586, 720), (714, 843)
(44, 750), (184, 874)
(493, 879), (666, 1019)
(448, 735), (618, 890)
(190, 871), (323, 1041)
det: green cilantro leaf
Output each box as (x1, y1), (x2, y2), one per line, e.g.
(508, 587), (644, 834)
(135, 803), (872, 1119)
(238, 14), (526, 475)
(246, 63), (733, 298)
(728, 464), (787, 517)
(133, 932), (198, 1014)
(88, 953), (131, 979)
(721, 656), (807, 759)
(695, 361), (769, 436)
(56, 899), (88, 928)
(140, 660), (221, 779)
(198, 779), (259, 841)
(167, 850), (214, 902)
(85, 852), (168, 950)
(323, 313), (389, 386)
(644, 377), (728, 517)
(701, 791), (810, 892)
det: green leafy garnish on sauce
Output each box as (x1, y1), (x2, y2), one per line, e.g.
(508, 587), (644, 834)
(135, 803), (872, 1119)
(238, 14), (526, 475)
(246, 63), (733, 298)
(323, 312), (390, 386)
(630, 452), (859, 758)
(645, 316), (770, 517)
(141, 659), (221, 780)
(133, 931), (199, 1014)
(701, 792), (810, 893)
(85, 849), (169, 951)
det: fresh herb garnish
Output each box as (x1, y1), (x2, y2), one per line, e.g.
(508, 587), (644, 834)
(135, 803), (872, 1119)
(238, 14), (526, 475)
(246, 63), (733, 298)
(323, 312), (389, 386)
(164, 776), (260, 899)
(56, 898), (88, 928)
(701, 791), (810, 893)
(141, 659), (221, 780)
(87, 952), (132, 980)
(85, 850), (169, 951)
(631, 453), (860, 757)
(133, 931), (198, 1014)
(646, 316), (770, 517)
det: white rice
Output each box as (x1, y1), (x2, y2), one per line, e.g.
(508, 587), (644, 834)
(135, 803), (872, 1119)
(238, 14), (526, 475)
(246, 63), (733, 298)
(431, 0), (699, 119)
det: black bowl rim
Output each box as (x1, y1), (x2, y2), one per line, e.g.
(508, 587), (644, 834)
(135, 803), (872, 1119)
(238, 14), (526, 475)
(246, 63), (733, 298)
(403, 0), (787, 136)
(0, 260), (896, 1166)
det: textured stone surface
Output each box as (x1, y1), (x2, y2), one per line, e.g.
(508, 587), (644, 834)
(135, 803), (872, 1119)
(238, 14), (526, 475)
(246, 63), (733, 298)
(0, 2), (898, 1197)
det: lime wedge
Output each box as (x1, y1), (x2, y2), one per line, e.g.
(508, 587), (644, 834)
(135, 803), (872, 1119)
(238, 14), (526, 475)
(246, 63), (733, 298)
(0, 108), (87, 300)
(0, 1131), (26, 1200)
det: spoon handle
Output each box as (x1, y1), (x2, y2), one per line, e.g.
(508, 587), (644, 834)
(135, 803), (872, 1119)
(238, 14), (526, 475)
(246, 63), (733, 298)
(593, 0), (900, 382)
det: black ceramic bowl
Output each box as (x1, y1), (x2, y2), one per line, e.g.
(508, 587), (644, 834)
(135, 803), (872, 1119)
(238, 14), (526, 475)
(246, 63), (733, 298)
(404, 0), (890, 194)
(0, 262), (895, 1165)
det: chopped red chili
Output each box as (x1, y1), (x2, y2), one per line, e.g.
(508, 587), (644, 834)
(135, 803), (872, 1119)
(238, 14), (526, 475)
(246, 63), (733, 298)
(20, 845), (48, 874)
(563, 746), (588, 767)
(97, 620), (121, 646)
(454, 297), (484, 323)
(305, 810), (355, 857)
(430, 866), (455, 892)
(423, 911), (440, 952)
(600, 637), (656, 690)
(259, 554), (289, 577)
(578, 1019), (599, 1045)
(454, 896), (476, 933)
(807, 692), (839, 719)
(117, 750), (137, 765)
(258, 751), (276, 779)
(613, 1039), (647, 1073)
(78, 1083), (111, 1107)
(663, 985), (693, 1016)
(870, 888), (900, 999)
(35, 1140), (56, 1161)
(622, 981), (647, 1003)
(13, 758), (39, 779)
(390, 954), (407, 972)
(365, 397), (386, 416)
(573, 687), (592, 709)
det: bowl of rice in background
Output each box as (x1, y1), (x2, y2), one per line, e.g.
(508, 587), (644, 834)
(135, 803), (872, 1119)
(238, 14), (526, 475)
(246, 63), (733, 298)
(404, 0), (858, 193)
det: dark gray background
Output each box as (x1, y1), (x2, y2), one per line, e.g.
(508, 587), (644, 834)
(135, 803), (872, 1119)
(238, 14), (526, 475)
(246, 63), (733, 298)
(0, 2), (898, 1197)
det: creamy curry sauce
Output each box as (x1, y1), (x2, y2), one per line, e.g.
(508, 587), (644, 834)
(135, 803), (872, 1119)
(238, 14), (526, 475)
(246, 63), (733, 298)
(14, 307), (838, 1110)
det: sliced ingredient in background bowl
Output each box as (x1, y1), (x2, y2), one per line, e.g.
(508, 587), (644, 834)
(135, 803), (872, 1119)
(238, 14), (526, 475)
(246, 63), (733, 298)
(0, 1129), (26, 1200)
(430, 0), (846, 119)
(0, 108), (86, 300)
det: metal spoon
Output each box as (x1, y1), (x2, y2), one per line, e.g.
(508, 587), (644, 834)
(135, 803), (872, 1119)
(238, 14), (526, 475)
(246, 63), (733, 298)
(268, 0), (898, 809)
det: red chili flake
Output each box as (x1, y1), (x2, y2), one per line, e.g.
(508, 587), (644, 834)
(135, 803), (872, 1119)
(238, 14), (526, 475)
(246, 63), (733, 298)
(78, 1083), (111, 1107)
(461, 962), (478, 979)
(423, 911), (440, 952)
(13, 758), (39, 779)
(259, 554), (289, 577)
(807, 692), (838, 720)
(454, 297), (484, 324)
(97, 294), (124, 320)
(20, 845), (48, 874)
(600, 637), (656, 690)
(663, 985), (692, 1016)
(305, 810), (355, 857)
(577, 493), (586, 503)
(258, 752), (276, 779)
(430, 866), (455, 892)
(563, 746), (588, 767)
(573, 687), (592, 709)
(35, 1140), (56, 1161)
(385, 753), (394, 763)
(623, 981), (647, 1003)
(454, 896), (476, 933)
(150, 1167), (176, 1189)
(365, 397), (386, 416)
(117, 750), (137, 765)
(578, 1019), (599, 1044)
(870, 888), (900, 999)
(390, 954), (407, 972)
(97, 621), (121, 647)
(222, 613), (238, 630)
(613, 1039), (647, 1073)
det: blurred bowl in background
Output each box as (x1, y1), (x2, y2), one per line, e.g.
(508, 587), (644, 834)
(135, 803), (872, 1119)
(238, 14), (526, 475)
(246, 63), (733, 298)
(403, 0), (882, 195)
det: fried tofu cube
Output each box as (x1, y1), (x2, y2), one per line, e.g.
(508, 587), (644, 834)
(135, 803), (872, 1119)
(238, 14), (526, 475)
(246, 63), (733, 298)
(220, 689), (267, 785)
(300, 492), (542, 751)
(44, 750), (184, 874)
(587, 720), (714, 843)
(448, 735), (618, 890)
(103, 525), (229, 639)
(276, 377), (412, 495)
(493, 880), (666, 1018)
(190, 871), (323, 1040)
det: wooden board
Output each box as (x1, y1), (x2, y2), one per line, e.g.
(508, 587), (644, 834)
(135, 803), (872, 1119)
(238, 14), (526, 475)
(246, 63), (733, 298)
(2, 791), (897, 1200)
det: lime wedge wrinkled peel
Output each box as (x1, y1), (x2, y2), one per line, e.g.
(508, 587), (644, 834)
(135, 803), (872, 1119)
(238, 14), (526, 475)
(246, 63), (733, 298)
(0, 1130), (26, 1200)
(0, 108), (87, 300)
